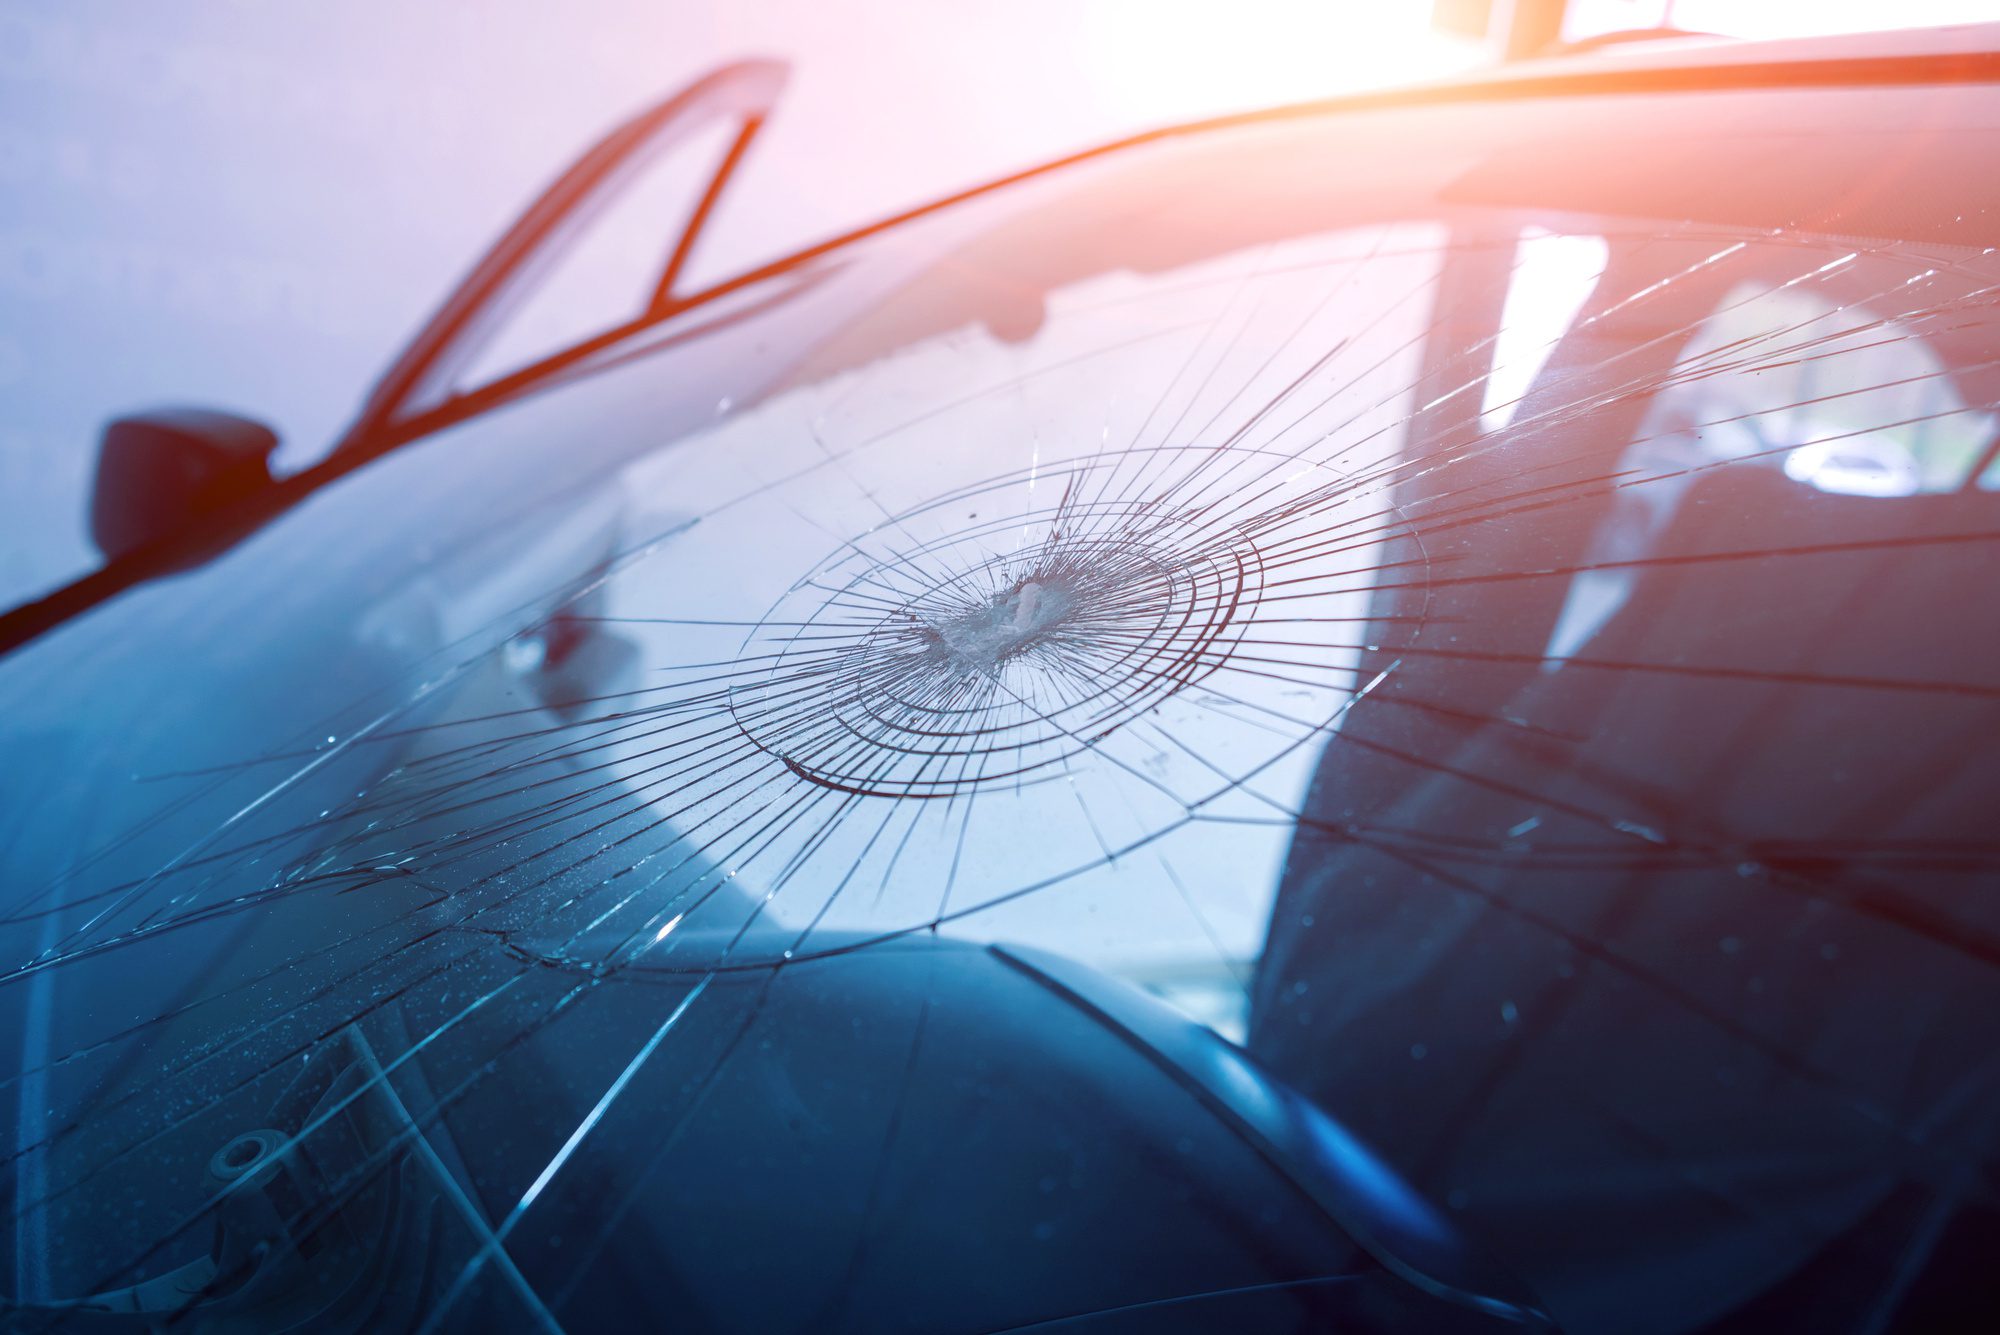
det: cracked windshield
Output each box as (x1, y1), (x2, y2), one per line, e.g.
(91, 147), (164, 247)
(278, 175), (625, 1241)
(3, 62), (1999, 1335)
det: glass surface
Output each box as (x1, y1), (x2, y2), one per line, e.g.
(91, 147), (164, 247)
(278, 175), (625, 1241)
(2, 74), (1998, 1332)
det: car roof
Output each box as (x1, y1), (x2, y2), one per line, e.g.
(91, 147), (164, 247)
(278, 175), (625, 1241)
(707, 19), (2000, 318)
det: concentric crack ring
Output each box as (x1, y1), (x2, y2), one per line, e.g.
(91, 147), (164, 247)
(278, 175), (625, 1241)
(730, 498), (1266, 799)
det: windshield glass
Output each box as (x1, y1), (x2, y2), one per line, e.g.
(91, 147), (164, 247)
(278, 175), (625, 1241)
(3, 76), (1998, 1333)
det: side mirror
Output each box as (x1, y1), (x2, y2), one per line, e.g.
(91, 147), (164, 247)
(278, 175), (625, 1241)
(90, 408), (280, 564)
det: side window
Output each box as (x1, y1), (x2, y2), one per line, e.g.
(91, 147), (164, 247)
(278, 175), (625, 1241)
(1544, 270), (2000, 661)
(1669, 281), (1996, 498)
(452, 118), (745, 392)
(354, 62), (788, 439)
